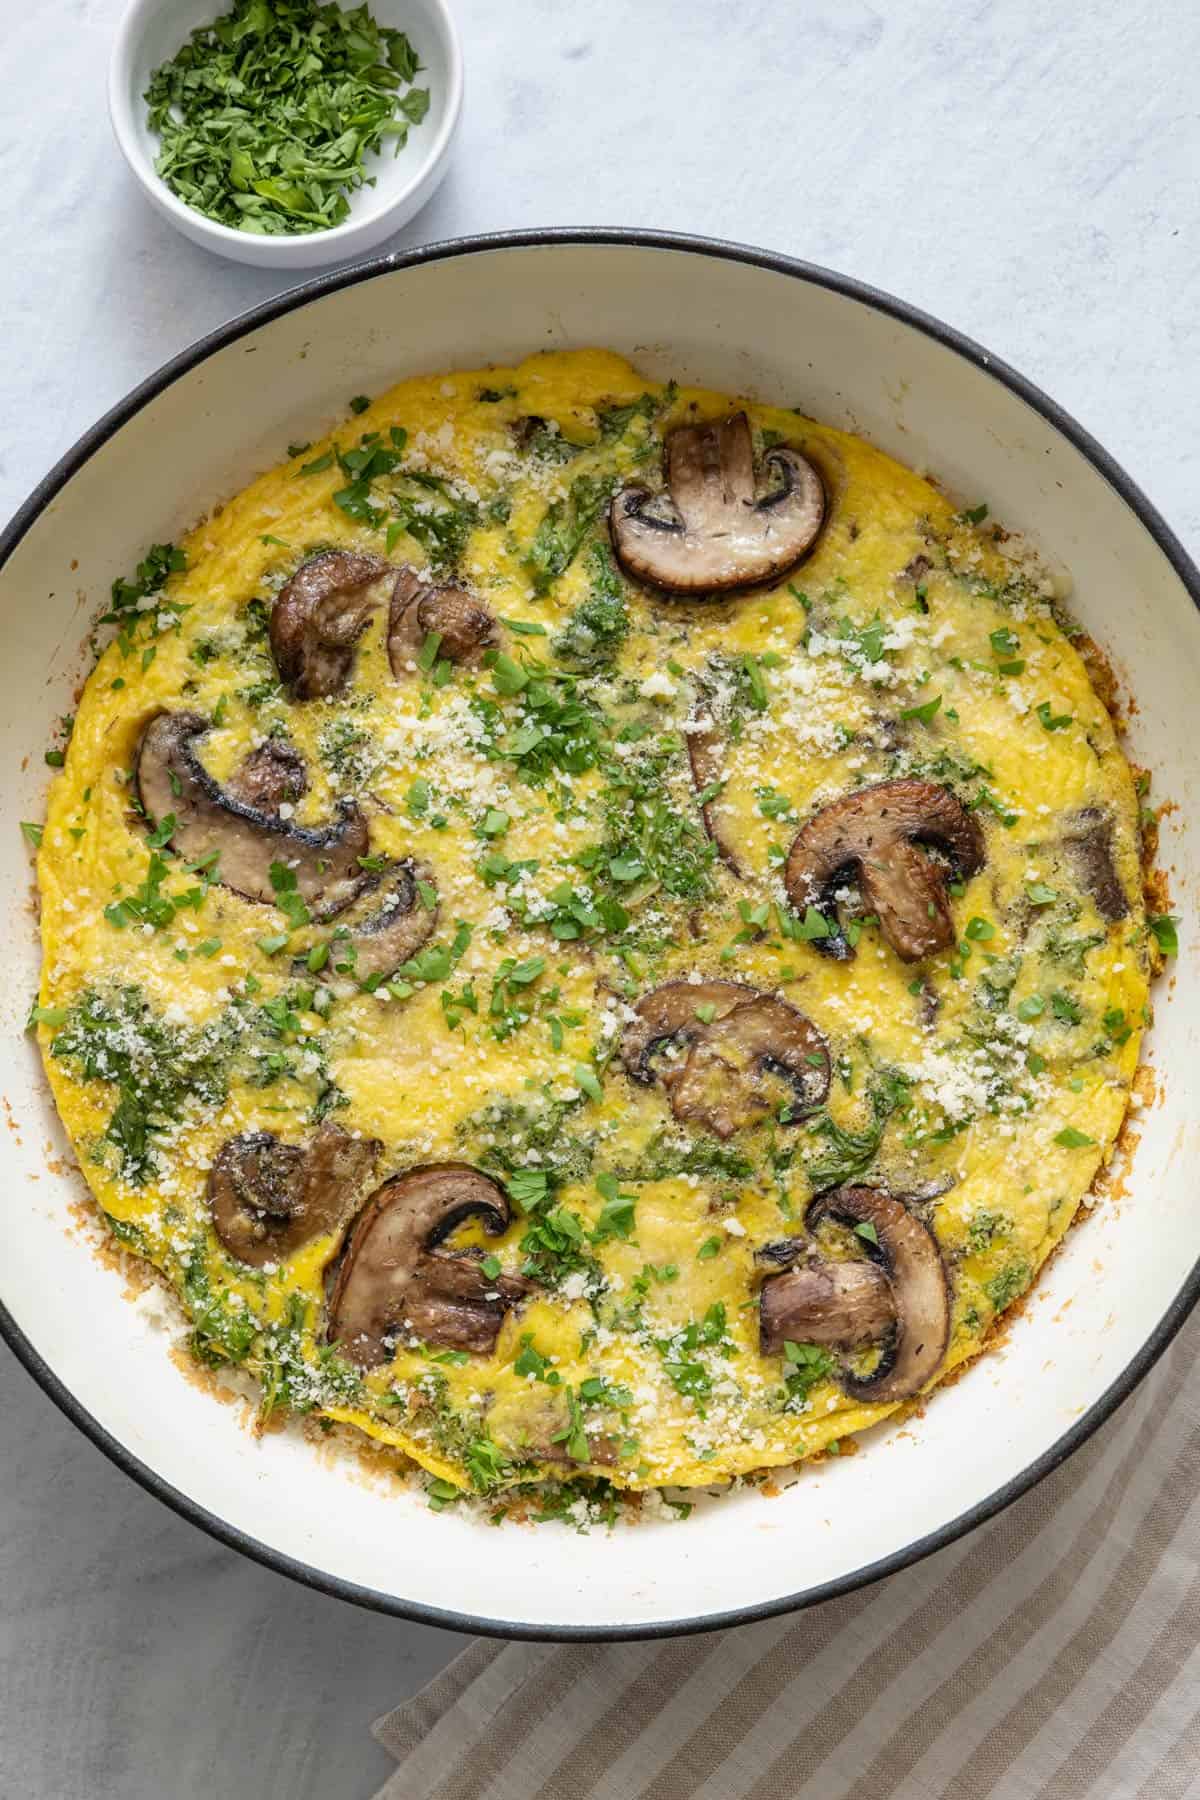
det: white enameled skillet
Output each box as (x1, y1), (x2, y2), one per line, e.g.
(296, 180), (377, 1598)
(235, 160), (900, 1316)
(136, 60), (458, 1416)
(2, 232), (1196, 1639)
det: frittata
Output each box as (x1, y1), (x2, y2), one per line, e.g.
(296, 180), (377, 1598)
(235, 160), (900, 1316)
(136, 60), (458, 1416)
(34, 349), (1153, 1503)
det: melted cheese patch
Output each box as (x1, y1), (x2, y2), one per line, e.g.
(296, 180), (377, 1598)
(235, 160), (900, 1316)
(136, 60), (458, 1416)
(36, 350), (1149, 1498)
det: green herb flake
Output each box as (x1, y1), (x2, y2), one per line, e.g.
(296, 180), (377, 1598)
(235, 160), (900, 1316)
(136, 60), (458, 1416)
(1036, 700), (1073, 732)
(574, 1063), (603, 1105)
(900, 693), (942, 725)
(591, 1172), (637, 1244)
(1055, 1126), (1096, 1149)
(1149, 914), (1179, 957)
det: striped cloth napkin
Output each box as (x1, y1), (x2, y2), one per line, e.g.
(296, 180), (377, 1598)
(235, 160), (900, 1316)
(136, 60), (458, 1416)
(372, 1308), (1200, 1800)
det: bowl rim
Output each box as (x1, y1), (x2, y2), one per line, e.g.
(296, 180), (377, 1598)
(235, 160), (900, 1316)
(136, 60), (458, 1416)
(107, 0), (465, 259)
(4, 227), (1199, 1643)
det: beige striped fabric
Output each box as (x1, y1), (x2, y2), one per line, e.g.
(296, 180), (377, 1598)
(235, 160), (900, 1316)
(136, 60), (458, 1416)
(373, 1310), (1200, 1800)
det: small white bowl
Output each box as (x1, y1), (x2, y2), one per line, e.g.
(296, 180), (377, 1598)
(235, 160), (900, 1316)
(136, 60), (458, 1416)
(108, 0), (463, 269)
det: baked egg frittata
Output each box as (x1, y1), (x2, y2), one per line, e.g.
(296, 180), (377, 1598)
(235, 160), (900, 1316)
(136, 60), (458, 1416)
(35, 350), (1151, 1501)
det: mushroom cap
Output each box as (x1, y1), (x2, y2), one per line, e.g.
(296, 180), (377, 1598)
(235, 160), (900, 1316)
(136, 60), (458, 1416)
(759, 1260), (895, 1356)
(327, 1164), (532, 1366)
(784, 778), (985, 962)
(387, 565), (497, 677)
(329, 859), (439, 986)
(620, 980), (830, 1138)
(806, 1186), (951, 1402)
(610, 413), (825, 595)
(208, 1123), (381, 1268)
(135, 711), (374, 921)
(225, 739), (309, 816)
(1062, 805), (1129, 922)
(269, 551), (392, 700)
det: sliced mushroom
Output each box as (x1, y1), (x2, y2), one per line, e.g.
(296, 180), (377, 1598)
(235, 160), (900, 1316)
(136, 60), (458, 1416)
(208, 1122), (381, 1268)
(327, 1164), (533, 1366)
(760, 1260), (895, 1355)
(270, 550), (392, 700)
(1062, 806), (1129, 923)
(799, 1186), (951, 1402)
(330, 860), (438, 985)
(135, 712), (374, 921)
(685, 721), (739, 872)
(785, 779), (985, 962)
(610, 413), (825, 595)
(620, 980), (830, 1139)
(387, 565), (497, 676)
(225, 739), (309, 817)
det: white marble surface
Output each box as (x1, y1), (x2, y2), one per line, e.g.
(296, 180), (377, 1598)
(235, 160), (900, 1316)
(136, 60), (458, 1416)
(3, 0), (1199, 1794)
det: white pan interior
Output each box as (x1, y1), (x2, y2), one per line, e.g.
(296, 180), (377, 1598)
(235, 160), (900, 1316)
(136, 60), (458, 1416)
(2, 238), (1197, 1636)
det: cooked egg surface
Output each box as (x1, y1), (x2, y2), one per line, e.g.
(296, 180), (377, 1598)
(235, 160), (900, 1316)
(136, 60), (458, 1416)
(36, 351), (1150, 1498)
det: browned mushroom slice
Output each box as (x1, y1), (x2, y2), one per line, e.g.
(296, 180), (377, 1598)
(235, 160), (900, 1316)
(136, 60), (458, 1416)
(269, 550), (392, 699)
(805, 1186), (951, 1402)
(620, 980), (830, 1139)
(327, 1164), (533, 1366)
(785, 779), (985, 962)
(610, 412), (825, 595)
(387, 565), (497, 676)
(135, 712), (374, 921)
(332, 860), (438, 985)
(208, 1122), (381, 1268)
(225, 740), (309, 817)
(1062, 806), (1129, 923)
(686, 722), (739, 872)
(620, 980), (759, 1085)
(760, 1260), (895, 1356)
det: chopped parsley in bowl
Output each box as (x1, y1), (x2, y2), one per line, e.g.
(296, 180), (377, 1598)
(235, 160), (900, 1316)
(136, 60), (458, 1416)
(109, 0), (462, 267)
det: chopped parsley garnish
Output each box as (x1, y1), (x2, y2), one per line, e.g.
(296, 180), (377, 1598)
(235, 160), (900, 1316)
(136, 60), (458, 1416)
(48, 988), (232, 1184)
(1050, 989), (1082, 1025)
(553, 543), (629, 670)
(804, 1072), (910, 1192)
(901, 693), (942, 726)
(269, 860), (311, 931)
(525, 471), (616, 593)
(1149, 914), (1179, 957)
(574, 1063), (603, 1105)
(104, 848), (211, 932)
(1036, 700), (1073, 732)
(967, 1210), (1012, 1252)
(590, 1172), (637, 1243)
(99, 542), (188, 659)
(654, 1303), (733, 1416)
(984, 1261), (1031, 1310)
(781, 1340), (835, 1406)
